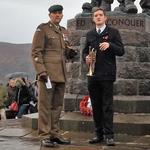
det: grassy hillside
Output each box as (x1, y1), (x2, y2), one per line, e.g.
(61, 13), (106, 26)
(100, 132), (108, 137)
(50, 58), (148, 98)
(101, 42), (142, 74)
(0, 42), (36, 83)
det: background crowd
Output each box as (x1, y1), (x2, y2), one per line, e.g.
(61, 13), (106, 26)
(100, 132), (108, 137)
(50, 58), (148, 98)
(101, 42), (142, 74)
(0, 76), (38, 120)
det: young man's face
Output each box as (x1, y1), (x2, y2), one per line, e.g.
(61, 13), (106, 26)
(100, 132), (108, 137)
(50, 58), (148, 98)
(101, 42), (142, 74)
(92, 10), (107, 26)
(49, 11), (63, 25)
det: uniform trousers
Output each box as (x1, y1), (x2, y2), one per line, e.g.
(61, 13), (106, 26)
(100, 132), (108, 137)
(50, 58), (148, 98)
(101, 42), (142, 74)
(88, 79), (114, 139)
(38, 81), (65, 138)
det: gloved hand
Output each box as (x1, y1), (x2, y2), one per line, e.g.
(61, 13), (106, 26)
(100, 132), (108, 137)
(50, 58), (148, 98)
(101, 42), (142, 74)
(39, 72), (48, 82)
(69, 49), (78, 59)
(65, 47), (78, 60)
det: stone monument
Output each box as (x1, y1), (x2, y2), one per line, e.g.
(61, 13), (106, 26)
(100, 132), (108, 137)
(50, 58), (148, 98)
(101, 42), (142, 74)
(22, 2), (150, 136)
(75, 2), (92, 18)
(65, 7), (150, 97)
(114, 0), (150, 15)
(91, 0), (114, 11)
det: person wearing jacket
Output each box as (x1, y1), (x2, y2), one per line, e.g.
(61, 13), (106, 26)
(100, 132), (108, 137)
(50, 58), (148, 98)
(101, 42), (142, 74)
(31, 4), (73, 147)
(82, 7), (124, 146)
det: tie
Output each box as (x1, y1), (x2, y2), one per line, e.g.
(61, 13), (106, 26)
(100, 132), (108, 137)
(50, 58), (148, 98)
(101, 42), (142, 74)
(55, 25), (60, 31)
(98, 28), (101, 34)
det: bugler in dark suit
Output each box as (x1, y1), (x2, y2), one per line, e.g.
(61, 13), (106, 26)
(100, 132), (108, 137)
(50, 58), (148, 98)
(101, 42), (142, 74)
(83, 26), (124, 81)
(82, 7), (124, 146)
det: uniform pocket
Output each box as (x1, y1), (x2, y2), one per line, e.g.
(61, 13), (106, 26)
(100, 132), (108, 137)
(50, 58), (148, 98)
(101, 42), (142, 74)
(47, 35), (60, 49)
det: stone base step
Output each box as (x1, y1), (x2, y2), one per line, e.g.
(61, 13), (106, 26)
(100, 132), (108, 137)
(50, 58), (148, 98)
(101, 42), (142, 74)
(22, 112), (150, 136)
(64, 94), (150, 113)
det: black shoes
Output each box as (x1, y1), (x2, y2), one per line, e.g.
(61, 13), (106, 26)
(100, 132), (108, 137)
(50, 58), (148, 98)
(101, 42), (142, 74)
(41, 136), (115, 147)
(41, 138), (58, 147)
(105, 138), (115, 146)
(89, 137), (104, 144)
(89, 137), (115, 146)
(41, 137), (71, 147)
(50, 137), (71, 145)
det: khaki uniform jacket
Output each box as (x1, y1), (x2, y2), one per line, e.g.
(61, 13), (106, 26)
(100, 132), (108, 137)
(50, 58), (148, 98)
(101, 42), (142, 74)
(31, 21), (67, 83)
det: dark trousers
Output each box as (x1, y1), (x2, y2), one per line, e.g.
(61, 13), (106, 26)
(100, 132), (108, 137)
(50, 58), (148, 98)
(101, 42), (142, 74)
(88, 79), (114, 139)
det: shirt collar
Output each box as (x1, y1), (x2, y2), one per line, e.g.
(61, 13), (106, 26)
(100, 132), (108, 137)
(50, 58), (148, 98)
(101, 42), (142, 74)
(49, 21), (60, 30)
(96, 24), (106, 34)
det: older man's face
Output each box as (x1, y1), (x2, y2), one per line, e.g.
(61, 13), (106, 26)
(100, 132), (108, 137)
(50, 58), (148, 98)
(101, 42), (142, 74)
(49, 11), (63, 25)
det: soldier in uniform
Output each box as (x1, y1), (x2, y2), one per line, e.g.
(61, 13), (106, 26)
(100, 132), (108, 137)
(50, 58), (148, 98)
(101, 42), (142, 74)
(31, 4), (73, 147)
(115, 0), (150, 15)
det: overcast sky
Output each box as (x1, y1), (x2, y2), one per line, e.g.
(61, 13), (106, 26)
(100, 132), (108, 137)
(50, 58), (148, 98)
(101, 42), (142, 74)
(0, 0), (141, 44)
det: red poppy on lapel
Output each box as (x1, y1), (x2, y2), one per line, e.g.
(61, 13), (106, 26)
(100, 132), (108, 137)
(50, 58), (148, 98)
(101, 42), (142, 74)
(102, 35), (109, 41)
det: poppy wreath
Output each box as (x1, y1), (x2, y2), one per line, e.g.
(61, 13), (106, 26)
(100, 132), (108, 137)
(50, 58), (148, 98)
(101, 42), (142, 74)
(79, 95), (92, 116)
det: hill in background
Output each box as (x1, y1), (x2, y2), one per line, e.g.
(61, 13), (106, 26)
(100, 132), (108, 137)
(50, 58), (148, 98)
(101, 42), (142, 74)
(0, 42), (36, 83)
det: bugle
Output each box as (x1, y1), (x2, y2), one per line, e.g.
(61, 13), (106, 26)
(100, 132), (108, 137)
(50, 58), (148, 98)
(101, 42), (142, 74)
(87, 47), (96, 76)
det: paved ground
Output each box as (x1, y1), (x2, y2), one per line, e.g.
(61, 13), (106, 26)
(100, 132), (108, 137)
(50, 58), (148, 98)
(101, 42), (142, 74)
(0, 119), (150, 150)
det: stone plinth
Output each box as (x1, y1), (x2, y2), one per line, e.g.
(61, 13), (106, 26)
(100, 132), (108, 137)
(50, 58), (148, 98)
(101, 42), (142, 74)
(22, 112), (150, 135)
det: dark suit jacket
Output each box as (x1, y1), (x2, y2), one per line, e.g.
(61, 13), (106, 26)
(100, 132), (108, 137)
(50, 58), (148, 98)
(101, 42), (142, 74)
(82, 25), (124, 81)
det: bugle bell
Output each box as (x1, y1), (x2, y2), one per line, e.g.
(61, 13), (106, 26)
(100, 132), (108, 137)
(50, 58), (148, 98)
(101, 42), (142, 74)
(87, 47), (96, 76)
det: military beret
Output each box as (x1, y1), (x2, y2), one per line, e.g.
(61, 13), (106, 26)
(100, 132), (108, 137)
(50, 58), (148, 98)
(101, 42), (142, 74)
(48, 4), (63, 13)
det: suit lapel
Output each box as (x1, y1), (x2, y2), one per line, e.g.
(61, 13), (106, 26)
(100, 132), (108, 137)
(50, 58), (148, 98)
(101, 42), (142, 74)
(91, 28), (99, 37)
(101, 26), (109, 36)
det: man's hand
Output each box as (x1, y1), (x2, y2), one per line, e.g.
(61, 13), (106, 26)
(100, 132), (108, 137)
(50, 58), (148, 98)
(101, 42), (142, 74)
(86, 55), (92, 65)
(85, 52), (96, 65)
(99, 42), (110, 51)
(39, 72), (48, 82)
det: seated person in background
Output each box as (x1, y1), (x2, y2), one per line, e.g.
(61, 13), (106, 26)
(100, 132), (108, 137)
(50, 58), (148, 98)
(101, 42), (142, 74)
(15, 77), (30, 118)
(4, 77), (37, 119)
(15, 77), (38, 118)
(3, 79), (19, 119)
